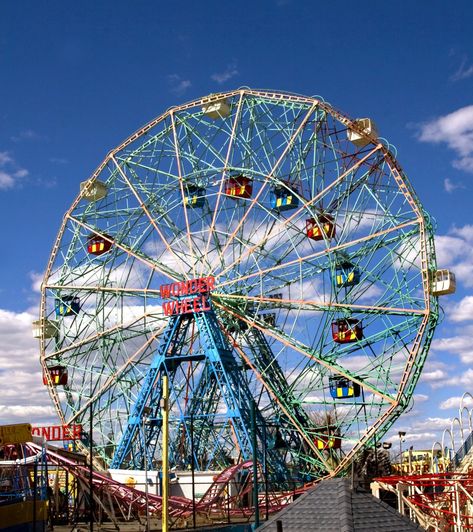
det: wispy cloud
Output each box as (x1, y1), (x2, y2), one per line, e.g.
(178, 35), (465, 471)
(416, 105), (473, 173)
(211, 62), (238, 84)
(444, 177), (465, 193)
(386, 415), (452, 449)
(50, 157), (68, 165)
(0, 152), (13, 165)
(166, 74), (191, 95)
(10, 129), (46, 142)
(451, 56), (473, 82)
(0, 151), (29, 190)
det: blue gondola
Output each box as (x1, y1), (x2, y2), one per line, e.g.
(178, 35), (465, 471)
(335, 262), (360, 287)
(55, 296), (80, 317)
(329, 376), (361, 399)
(270, 185), (299, 212)
(184, 184), (205, 208)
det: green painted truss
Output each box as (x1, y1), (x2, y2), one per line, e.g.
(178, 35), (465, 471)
(39, 89), (439, 479)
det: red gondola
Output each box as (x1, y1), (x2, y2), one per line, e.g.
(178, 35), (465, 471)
(225, 175), (253, 199)
(315, 433), (341, 450)
(87, 234), (113, 256)
(332, 318), (363, 344)
(43, 366), (68, 386)
(306, 215), (335, 241)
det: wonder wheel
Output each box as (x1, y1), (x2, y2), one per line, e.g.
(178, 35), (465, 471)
(38, 89), (439, 481)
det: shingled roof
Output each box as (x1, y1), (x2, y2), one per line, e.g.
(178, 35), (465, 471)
(258, 478), (423, 531)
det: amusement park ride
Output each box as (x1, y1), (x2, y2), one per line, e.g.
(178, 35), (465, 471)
(30, 88), (458, 522)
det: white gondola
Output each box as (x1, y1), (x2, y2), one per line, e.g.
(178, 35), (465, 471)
(32, 319), (58, 339)
(202, 98), (231, 119)
(347, 118), (378, 147)
(80, 179), (108, 201)
(432, 269), (456, 296)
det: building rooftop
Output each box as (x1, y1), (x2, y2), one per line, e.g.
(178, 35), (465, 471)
(258, 477), (424, 531)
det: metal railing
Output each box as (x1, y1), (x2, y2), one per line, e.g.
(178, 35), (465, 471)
(452, 429), (473, 469)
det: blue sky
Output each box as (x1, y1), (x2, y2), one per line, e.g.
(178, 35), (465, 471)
(2, 0), (473, 452)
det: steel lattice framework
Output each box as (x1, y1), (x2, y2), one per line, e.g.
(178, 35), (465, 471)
(39, 88), (439, 481)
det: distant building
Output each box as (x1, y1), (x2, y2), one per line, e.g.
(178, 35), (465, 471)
(391, 449), (447, 475)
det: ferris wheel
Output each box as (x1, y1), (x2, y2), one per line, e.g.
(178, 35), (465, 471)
(37, 89), (440, 481)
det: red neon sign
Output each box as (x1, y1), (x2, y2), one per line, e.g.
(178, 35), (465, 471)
(31, 424), (82, 442)
(160, 276), (214, 316)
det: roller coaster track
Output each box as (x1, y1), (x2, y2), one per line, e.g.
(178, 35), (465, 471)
(27, 443), (293, 526)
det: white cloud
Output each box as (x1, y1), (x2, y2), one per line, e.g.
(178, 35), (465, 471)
(427, 367), (473, 391)
(211, 62), (238, 84)
(444, 177), (465, 193)
(30, 271), (43, 293)
(413, 393), (429, 403)
(434, 228), (473, 287)
(0, 152), (13, 165)
(431, 325), (473, 366)
(166, 74), (191, 95)
(420, 360), (451, 389)
(386, 416), (453, 449)
(448, 295), (473, 322)
(417, 105), (473, 173)
(431, 335), (471, 353)
(0, 308), (59, 425)
(411, 417), (452, 431)
(435, 235), (466, 265)
(422, 369), (448, 382)
(402, 431), (437, 443)
(0, 171), (15, 190)
(0, 151), (29, 190)
(448, 368), (473, 388)
(453, 156), (473, 173)
(459, 351), (473, 365)
(440, 395), (473, 410)
(1, 405), (57, 421)
(452, 224), (473, 242)
(14, 169), (28, 178)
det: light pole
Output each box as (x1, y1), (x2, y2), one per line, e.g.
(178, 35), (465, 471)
(190, 413), (196, 529)
(382, 442), (392, 475)
(398, 431), (406, 470)
(250, 400), (259, 529)
(89, 403), (94, 532)
(162, 375), (170, 532)
(142, 406), (152, 532)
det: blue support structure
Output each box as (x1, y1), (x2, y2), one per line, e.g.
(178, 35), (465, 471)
(110, 314), (183, 469)
(111, 300), (288, 475)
